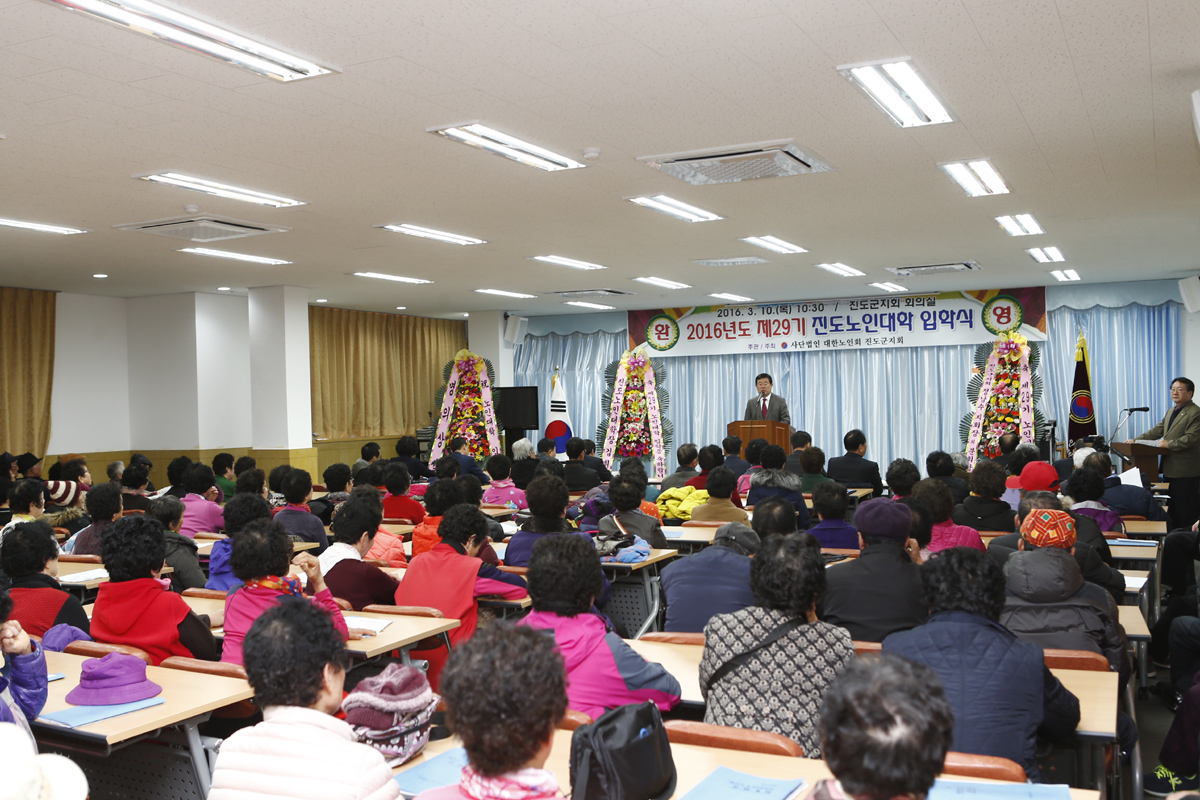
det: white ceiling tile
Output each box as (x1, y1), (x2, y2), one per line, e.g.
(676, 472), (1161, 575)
(0, 45), (57, 78)
(605, 5), (729, 58)
(774, 0), (882, 31)
(806, 22), (908, 66)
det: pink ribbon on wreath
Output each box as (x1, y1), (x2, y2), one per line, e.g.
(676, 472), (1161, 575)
(477, 359), (502, 456)
(429, 366), (461, 462)
(601, 357), (630, 469)
(642, 354), (667, 480)
(1018, 346), (1034, 444)
(965, 348), (1001, 471)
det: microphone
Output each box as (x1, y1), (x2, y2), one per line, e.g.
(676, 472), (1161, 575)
(1125, 407), (1150, 412)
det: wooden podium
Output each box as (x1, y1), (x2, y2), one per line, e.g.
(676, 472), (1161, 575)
(728, 420), (793, 451)
(1111, 441), (1168, 479)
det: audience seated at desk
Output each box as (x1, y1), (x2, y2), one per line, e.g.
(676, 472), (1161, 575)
(207, 492), (274, 592)
(179, 464), (226, 538)
(481, 454), (527, 509)
(448, 437), (490, 485)
(821, 498), (926, 642)
(598, 476), (668, 549)
(735, 438), (768, 495)
(783, 430), (811, 478)
(396, 504), (527, 687)
(660, 443), (700, 492)
(701, 531), (854, 755)
(320, 493), (402, 610)
(927, 450), (970, 506)
(352, 442), (382, 479)
(212, 452), (237, 500)
(0, 590), (48, 745)
(884, 458), (920, 501)
(91, 515), (221, 664)
(660, 522), (758, 632)
(456, 475), (506, 548)
(274, 469), (331, 555)
(722, 434), (752, 479)
(314, 462), (352, 525)
(507, 437), (540, 490)
(684, 444), (727, 494)
(897, 496), (935, 563)
(807, 482), (858, 549)
(209, 602), (400, 800)
(223, 518), (350, 665)
(118, 464), (154, 513)
(0, 479), (45, 545)
(411, 477), (465, 560)
(827, 429), (884, 498)
(797, 447), (834, 493)
(912, 479), (984, 553)
(1, 520), (90, 637)
(1063, 469), (1125, 534)
(394, 435), (435, 482)
(266, 464), (292, 508)
(747, 445), (808, 523)
(43, 479), (90, 537)
(951, 460), (1015, 532)
(883, 547), (1080, 781)
(518, 534), (680, 719)
(687, 466), (748, 524)
(562, 437), (601, 491)
(149, 495), (206, 591)
(505, 475), (586, 568)
(68, 482), (122, 556)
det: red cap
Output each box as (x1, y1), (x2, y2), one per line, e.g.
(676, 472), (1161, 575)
(1005, 461), (1060, 492)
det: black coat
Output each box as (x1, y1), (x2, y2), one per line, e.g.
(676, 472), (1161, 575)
(783, 450), (806, 478)
(563, 460), (601, 492)
(509, 457), (540, 490)
(933, 474), (970, 506)
(582, 454), (613, 483)
(986, 533), (1125, 603)
(820, 540), (926, 642)
(952, 496), (1016, 532)
(826, 453), (883, 497)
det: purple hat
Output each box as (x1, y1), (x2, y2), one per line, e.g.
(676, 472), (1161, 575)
(65, 653), (162, 706)
(854, 498), (913, 541)
(342, 663), (433, 731)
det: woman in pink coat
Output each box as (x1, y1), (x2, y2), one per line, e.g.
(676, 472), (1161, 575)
(913, 479), (986, 553)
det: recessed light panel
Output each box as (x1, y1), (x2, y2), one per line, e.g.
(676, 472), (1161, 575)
(995, 214), (1043, 236)
(839, 59), (953, 127)
(1051, 269), (1081, 282)
(431, 124), (586, 171)
(566, 301), (615, 310)
(692, 257), (770, 267)
(942, 161), (1009, 197)
(814, 263), (866, 277)
(1027, 247), (1064, 263)
(741, 235), (807, 254)
(0, 217), (87, 234)
(531, 255), (607, 270)
(869, 282), (907, 293)
(629, 195), (723, 223)
(635, 277), (691, 290)
(179, 247), (290, 265)
(141, 173), (304, 207)
(710, 293), (754, 302)
(379, 224), (485, 245)
(353, 272), (432, 284)
(475, 289), (536, 299)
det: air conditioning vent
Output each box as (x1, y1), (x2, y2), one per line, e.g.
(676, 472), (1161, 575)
(113, 215), (290, 242)
(693, 256), (771, 267)
(552, 289), (635, 298)
(639, 140), (833, 185)
(886, 261), (981, 277)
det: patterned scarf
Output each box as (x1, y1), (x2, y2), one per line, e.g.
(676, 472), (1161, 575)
(244, 575), (304, 597)
(460, 765), (559, 800)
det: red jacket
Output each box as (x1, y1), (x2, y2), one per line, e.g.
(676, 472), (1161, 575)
(91, 578), (195, 665)
(382, 494), (425, 524)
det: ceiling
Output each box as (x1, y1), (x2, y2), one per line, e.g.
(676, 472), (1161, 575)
(2, 0), (1199, 319)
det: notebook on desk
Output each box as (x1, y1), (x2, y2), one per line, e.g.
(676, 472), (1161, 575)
(393, 747), (468, 797)
(928, 779), (1071, 800)
(679, 767), (807, 800)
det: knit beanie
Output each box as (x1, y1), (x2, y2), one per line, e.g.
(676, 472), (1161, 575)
(342, 663), (434, 731)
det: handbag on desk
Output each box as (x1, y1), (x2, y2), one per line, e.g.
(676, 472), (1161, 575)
(569, 701), (675, 800)
(594, 516), (637, 558)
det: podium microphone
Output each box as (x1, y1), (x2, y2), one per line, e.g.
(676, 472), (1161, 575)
(1124, 407), (1150, 412)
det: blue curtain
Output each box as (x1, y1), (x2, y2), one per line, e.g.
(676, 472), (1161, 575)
(1041, 303), (1181, 445)
(513, 301), (1181, 471)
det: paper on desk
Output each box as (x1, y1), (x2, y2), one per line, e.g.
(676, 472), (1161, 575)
(663, 528), (683, 538)
(678, 767), (807, 800)
(59, 568), (109, 583)
(500, 520), (519, 534)
(47, 673), (66, 682)
(1111, 538), (1156, 547)
(1119, 466), (1143, 487)
(928, 779), (1071, 800)
(1134, 439), (1162, 448)
(393, 747), (468, 796)
(342, 615), (393, 634)
(1124, 576), (1148, 591)
(492, 542), (507, 560)
(40, 697), (166, 728)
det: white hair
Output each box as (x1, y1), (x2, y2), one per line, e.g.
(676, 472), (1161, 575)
(1073, 447), (1096, 468)
(511, 438), (535, 460)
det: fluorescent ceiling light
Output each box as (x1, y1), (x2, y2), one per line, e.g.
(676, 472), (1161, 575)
(431, 123), (586, 171)
(635, 277), (691, 290)
(531, 255), (607, 270)
(995, 214), (1043, 236)
(1051, 269), (1081, 282)
(566, 301), (615, 310)
(217, 286), (231, 291)
(179, 247), (290, 265)
(475, 289), (536, 299)
(93, 273), (108, 278)
(710, 293), (754, 303)
(869, 282), (907, 293)
(396, 306), (406, 310)
(379, 224), (485, 245)
(942, 161), (1009, 197)
(43, 0), (333, 81)
(353, 272), (432, 284)
(815, 262), (866, 277)
(141, 173), (304, 207)
(315, 299), (327, 303)
(840, 59), (952, 127)
(1027, 247), (1065, 263)
(741, 235), (807, 254)
(0, 216), (86, 235)
(629, 195), (723, 223)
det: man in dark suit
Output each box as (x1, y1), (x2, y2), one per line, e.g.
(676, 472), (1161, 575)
(581, 439), (613, 483)
(989, 432), (1021, 472)
(743, 372), (790, 424)
(721, 436), (751, 479)
(827, 429), (883, 497)
(926, 451), (969, 505)
(449, 437), (490, 485)
(536, 437), (558, 462)
(562, 437), (601, 491)
(784, 430), (812, 477)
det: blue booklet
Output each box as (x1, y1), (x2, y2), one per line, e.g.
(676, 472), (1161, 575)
(394, 748), (469, 797)
(40, 697), (166, 728)
(664, 529), (684, 538)
(679, 767), (807, 800)
(929, 779), (1072, 800)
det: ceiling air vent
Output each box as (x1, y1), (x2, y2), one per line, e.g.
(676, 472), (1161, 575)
(552, 289), (634, 298)
(693, 256), (771, 267)
(113, 215), (290, 242)
(886, 261), (981, 278)
(639, 139), (833, 186)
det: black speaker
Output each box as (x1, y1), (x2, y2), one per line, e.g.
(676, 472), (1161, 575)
(493, 386), (539, 430)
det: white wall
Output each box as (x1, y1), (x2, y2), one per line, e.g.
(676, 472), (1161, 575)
(47, 293), (132, 453)
(248, 286), (312, 449)
(467, 310), (515, 386)
(195, 293), (252, 449)
(127, 293), (200, 450)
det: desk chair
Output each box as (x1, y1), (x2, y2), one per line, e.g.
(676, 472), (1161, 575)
(498, 565), (528, 576)
(639, 631), (704, 646)
(60, 554), (101, 564)
(663, 720), (804, 757)
(364, 558), (390, 568)
(942, 752), (1026, 782)
(332, 597), (353, 611)
(182, 588), (227, 601)
(383, 517), (414, 525)
(120, 509), (145, 517)
(853, 641), (882, 656)
(558, 710), (593, 731)
(680, 521), (723, 527)
(194, 531), (225, 540)
(312, 484), (326, 492)
(1120, 515), (1147, 522)
(65, 640), (152, 664)
(52, 526), (69, 540)
(1043, 649), (1110, 672)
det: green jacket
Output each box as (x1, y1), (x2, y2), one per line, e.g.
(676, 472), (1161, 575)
(1139, 401), (1200, 478)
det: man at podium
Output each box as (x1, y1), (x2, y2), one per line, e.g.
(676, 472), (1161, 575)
(743, 373), (790, 425)
(1134, 377), (1200, 529)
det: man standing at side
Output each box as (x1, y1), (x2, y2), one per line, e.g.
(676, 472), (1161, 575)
(743, 373), (790, 424)
(1133, 377), (1200, 530)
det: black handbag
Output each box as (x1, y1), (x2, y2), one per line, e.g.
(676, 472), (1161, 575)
(569, 701), (676, 800)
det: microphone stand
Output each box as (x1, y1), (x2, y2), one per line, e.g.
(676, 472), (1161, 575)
(1111, 410), (1133, 464)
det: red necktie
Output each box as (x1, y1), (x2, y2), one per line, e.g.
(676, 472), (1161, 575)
(761, 398), (768, 419)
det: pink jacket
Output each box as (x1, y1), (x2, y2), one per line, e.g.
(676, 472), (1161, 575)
(209, 705), (400, 800)
(481, 479), (527, 510)
(928, 519), (987, 553)
(365, 528), (409, 568)
(180, 494), (225, 538)
(221, 585), (349, 665)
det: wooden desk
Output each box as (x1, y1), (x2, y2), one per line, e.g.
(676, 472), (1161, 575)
(627, 638), (703, 705)
(663, 527), (719, 546)
(382, 523), (415, 538)
(1109, 543), (1159, 562)
(1124, 520), (1168, 537)
(33, 650), (253, 795)
(194, 539), (318, 557)
(58, 563), (173, 591)
(1119, 605), (1150, 640)
(396, 728), (1100, 800)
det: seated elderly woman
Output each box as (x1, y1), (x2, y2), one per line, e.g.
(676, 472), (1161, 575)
(508, 437), (540, 490)
(951, 459), (1016, 532)
(209, 602), (400, 800)
(90, 515), (222, 664)
(700, 532), (854, 755)
(415, 624), (566, 800)
(0, 589), (47, 744)
(221, 518), (350, 666)
(1, 520), (90, 637)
